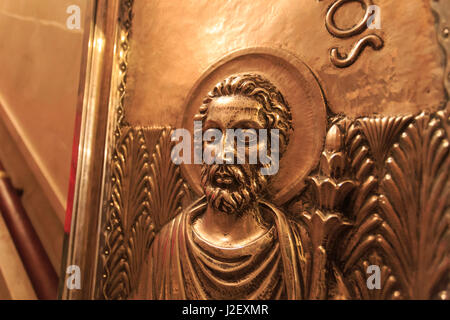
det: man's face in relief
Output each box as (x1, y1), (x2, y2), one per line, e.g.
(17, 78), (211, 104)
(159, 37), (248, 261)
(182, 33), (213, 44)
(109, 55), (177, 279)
(200, 95), (272, 215)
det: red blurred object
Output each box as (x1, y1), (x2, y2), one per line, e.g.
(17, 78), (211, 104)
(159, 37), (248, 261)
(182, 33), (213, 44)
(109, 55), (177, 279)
(0, 161), (58, 300)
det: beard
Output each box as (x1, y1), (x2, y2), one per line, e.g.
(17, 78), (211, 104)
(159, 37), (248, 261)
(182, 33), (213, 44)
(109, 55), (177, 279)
(200, 163), (269, 215)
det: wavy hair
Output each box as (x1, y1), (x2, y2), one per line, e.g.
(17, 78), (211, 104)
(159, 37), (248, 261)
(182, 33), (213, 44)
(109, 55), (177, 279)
(194, 73), (293, 156)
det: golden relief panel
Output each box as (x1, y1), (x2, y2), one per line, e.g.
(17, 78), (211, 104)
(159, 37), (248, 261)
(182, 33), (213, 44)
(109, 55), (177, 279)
(101, 111), (449, 300)
(63, 0), (449, 300)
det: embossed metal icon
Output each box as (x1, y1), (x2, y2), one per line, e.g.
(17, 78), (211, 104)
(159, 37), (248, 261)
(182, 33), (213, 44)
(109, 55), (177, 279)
(62, 0), (449, 300)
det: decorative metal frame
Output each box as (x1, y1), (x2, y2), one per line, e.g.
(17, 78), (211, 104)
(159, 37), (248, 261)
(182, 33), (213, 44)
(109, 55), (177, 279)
(62, 0), (132, 299)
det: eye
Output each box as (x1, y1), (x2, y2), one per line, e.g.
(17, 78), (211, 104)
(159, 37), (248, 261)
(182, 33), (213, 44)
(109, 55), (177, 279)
(204, 128), (222, 144)
(237, 129), (258, 145)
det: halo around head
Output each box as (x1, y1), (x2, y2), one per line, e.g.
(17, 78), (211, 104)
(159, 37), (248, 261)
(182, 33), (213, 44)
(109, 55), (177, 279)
(180, 47), (327, 206)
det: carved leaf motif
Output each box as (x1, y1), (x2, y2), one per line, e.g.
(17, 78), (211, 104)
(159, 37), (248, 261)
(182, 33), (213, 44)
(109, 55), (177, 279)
(298, 114), (447, 299)
(379, 112), (449, 299)
(342, 121), (378, 249)
(102, 126), (187, 299)
(358, 116), (412, 173)
(300, 123), (354, 299)
(146, 127), (186, 231)
(102, 127), (153, 299)
(337, 118), (399, 299)
(346, 252), (399, 300)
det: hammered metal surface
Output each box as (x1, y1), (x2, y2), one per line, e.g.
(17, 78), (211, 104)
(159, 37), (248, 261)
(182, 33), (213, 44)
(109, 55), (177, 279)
(126, 0), (444, 126)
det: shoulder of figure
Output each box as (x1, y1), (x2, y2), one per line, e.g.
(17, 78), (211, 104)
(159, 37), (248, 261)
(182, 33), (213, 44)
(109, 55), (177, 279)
(153, 196), (208, 240)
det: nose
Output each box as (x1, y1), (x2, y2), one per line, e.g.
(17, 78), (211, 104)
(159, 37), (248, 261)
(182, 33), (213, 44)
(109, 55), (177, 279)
(215, 132), (235, 164)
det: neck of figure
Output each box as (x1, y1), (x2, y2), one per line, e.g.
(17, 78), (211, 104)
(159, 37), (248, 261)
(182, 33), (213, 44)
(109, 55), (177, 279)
(193, 201), (269, 248)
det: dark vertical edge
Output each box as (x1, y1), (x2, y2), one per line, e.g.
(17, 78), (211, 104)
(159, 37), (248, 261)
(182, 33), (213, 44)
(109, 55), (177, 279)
(0, 161), (59, 300)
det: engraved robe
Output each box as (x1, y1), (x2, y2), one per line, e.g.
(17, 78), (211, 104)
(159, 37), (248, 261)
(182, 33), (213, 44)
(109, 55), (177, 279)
(134, 196), (305, 299)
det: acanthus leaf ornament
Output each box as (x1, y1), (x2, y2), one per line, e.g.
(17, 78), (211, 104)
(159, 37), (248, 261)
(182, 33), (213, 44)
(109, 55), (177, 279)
(102, 127), (187, 299)
(102, 127), (153, 299)
(300, 123), (355, 299)
(378, 111), (449, 299)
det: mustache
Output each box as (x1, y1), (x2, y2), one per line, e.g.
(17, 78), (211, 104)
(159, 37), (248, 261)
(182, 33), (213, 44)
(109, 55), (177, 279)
(206, 185), (251, 214)
(200, 163), (269, 214)
(201, 164), (247, 186)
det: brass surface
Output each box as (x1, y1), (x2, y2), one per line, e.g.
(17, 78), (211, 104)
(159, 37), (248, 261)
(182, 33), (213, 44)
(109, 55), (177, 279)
(0, 171), (7, 180)
(126, 0), (444, 123)
(63, 0), (449, 300)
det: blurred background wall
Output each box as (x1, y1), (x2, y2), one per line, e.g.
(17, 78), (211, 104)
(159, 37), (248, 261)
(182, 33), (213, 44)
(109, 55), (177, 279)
(0, 0), (88, 299)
